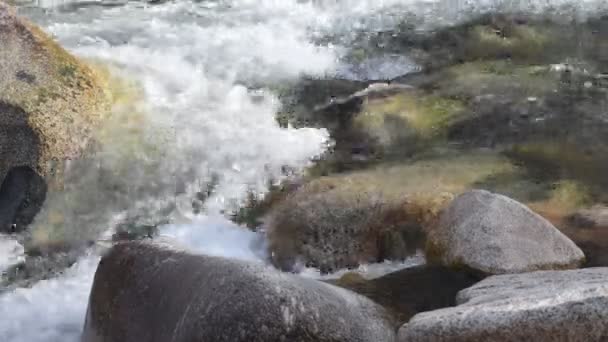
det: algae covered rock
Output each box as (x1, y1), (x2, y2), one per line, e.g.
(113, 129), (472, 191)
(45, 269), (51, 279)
(427, 189), (585, 275)
(307, 83), (467, 170)
(399, 13), (608, 71)
(0, 3), (109, 232)
(83, 241), (396, 342)
(266, 179), (423, 273)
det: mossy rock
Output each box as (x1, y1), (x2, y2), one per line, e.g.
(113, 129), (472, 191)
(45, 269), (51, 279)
(353, 88), (466, 150)
(406, 13), (608, 71)
(0, 3), (110, 232)
(434, 61), (561, 99)
(396, 58), (608, 151)
(507, 142), (608, 201)
(308, 84), (469, 170)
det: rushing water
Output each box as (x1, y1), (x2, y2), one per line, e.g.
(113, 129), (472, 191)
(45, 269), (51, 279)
(1, 0), (607, 341)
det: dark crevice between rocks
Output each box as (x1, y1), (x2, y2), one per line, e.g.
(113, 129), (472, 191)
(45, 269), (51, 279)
(0, 101), (45, 233)
(327, 265), (482, 328)
(0, 166), (47, 234)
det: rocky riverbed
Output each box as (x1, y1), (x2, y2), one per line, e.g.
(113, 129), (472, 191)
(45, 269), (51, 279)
(3, 0), (608, 341)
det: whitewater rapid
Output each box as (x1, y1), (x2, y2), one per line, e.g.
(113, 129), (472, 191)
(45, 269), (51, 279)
(2, 0), (607, 341)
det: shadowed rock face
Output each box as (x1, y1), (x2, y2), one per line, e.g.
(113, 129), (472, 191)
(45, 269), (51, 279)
(328, 265), (481, 326)
(0, 101), (45, 232)
(0, 102), (40, 183)
(0, 166), (46, 233)
(82, 242), (396, 342)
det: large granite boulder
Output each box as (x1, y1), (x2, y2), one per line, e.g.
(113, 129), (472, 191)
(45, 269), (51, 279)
(82, 241), (396, 342)
(426, 190), (585, 275)
(0, 3), (109, 232)
(399, 268), (608, 342)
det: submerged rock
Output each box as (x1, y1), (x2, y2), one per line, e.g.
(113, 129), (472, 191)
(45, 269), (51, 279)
(426, 190), (585, 275)
(0, 247), (82, 292)
(568, 205), (608, 229)
(399, 268), (608, 342)
(0, 3), (109, 232)
(310, 83), (465, 166)
(82, 241), (396, 342)
(397, 13), (608, 72)
(559, 205), (608, 267)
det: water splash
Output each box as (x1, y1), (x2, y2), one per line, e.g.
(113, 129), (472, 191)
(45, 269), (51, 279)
(3, 0), (608, 341)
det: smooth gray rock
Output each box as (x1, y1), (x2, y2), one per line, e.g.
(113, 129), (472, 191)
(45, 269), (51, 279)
(427, 190), (584, 274)
(82, 241), (396, 342)
(399, 268), (608, 342)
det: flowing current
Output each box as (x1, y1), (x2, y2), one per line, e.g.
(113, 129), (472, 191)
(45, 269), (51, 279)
(0, 0), (606, 341)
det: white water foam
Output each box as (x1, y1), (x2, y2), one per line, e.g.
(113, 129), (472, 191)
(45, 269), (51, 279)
(0, 255), (99, 342)
(160, 218), (268, 262)
(0, 235), (24, 275)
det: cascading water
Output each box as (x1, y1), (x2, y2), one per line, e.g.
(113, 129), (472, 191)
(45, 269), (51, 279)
(1, 0), (607, 341)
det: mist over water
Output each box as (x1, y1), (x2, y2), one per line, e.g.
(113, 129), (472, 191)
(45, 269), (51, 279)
(2, 0), (608, 341)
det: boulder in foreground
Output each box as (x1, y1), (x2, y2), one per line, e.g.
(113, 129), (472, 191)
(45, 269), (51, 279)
(399, 267), (608, 342)
(82, 241), (396, 342)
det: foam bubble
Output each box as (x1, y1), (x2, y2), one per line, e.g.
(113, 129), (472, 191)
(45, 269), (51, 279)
(0, 255), (99, 342)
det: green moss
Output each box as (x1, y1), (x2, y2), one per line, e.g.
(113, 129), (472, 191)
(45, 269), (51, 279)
(332, 272), (367, 287)
(59, 63), (78, 80)
(508, 142), (606, 180)
(35, 87), (61, 104)
(354, 91), (466, 147)
(507, 142), (608, 205)
(299, 150), (516, 202)
(548, 180), (592, 210)
(442, 61), (560, 100)
(466, 23), (551, 62)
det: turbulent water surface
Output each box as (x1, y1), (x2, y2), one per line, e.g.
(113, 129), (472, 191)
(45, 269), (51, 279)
(1, 0), (606, 341)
